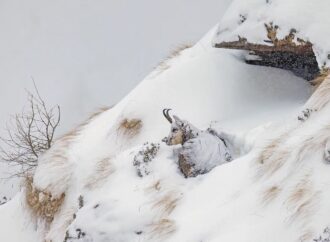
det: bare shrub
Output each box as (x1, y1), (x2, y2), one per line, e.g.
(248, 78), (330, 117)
(0, 83), (60, 176)
(314, 227), (330, 242)
(133, 142), (160, 177)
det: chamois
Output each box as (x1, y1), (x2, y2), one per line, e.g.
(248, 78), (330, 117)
(162, 109), (233, 177)
(162, 109), (200, 146)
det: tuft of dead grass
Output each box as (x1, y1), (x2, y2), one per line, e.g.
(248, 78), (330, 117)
(118, 118), (142, 137)
(286, 174), (311, 206)
(256, 146), (290, 179)
(261, 185), (281, 205)
(310, 68), (330, 89)
(304, 75), (330, 113)
(254, 131), (292, 180)
(285, 174), (321, 224)
(145, 180), (162, 194)
(155, 44), (192, 74)
(84, 157), (115, 190)
(25, 177), (65, 223)
(146, 189), (181, 240)
(299, 230), (314, 242)
(152, 193), (180, 216)
(56, 106), (110, 142)
(148, 219), (176, 239)
(264, 22), (310, 48)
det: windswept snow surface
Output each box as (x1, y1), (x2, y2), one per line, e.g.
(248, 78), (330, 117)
(213, 0), (330, 68)
(0, 26), (316, 241)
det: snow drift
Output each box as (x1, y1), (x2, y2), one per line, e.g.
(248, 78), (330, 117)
(1, 1), (330, 242)
(214, 0), (330, 69)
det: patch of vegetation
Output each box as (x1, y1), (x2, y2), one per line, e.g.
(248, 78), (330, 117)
(64, 228), (87, 242)
(25, 177), (65, 223)
(133, 142), (160, 177)
(0, 82), (60, 177)
(118, 118), (142, 137)
(314, 227), (330, 242)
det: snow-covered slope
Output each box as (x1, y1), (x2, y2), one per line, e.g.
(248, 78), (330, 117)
(2, 1), (330, 242)
(213, 0), (330, 68)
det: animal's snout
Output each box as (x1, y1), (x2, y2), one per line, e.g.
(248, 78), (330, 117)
(162, 137), (169, 144)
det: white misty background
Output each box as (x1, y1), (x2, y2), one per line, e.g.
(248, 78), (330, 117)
(0, 0), (232, 198)
(0, 0), (232, 135)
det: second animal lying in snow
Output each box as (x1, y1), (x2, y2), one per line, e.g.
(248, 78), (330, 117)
(162, 109), (234, 177)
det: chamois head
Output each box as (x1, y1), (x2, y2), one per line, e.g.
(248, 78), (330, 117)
(162, 109), (185, 146)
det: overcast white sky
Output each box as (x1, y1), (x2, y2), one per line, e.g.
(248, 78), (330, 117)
(0, 0), (232, 135)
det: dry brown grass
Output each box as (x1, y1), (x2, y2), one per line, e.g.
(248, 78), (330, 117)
(299, 230), (314, 242)
(152, 193), (180, 216)
(145, 180), (162, 193)
(289, 196), (315, 223)
(261, 185), (281, 205)
(155, 44), (192, 74)
(56, 106), (110, 142)
(285, 175), (320, 224)
(310, 68), (330, 89)
(117, 118), (142, 137)
(146, 188), (181, 240)
(84, 157), (115, 189)
(256, 146), (290, 179)
(254, 130), (293, 179)
(264, 23), (310, 48)
(148, 219), (176, 239)
(304, 75), (330, 112)
(287, 175), (311, 206)
(25, 177), (65, 223)
(153, 180), (162, 191)
(25, 107), (111, 223)
(296, 124), (330, 162)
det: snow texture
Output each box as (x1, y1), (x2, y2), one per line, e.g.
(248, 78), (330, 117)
(2, 2), (330, 241)
(213, 0), (330, 68)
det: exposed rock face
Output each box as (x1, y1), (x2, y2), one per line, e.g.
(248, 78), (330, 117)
(215, 23), (320, 81)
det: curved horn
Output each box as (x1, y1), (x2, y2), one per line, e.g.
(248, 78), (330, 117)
(163, 108), (173, 123)
(166, 109), (173, 123)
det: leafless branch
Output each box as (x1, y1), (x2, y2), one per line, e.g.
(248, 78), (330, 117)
(0, 81), (61, 177)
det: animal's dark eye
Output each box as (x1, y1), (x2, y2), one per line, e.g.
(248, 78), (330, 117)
(172, 128), (178, 132)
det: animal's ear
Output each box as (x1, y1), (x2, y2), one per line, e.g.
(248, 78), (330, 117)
(173, 115), (184, 127)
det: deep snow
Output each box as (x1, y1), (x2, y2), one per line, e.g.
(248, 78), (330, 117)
(2, 1), (330, 242)
(213, 0), (330, 68)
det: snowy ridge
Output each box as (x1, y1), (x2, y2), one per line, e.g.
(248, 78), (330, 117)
(2, 4), (330, 242)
